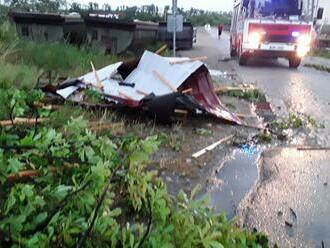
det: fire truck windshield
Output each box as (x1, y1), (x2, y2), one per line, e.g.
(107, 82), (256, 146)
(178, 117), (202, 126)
(256, 0), (301, 16)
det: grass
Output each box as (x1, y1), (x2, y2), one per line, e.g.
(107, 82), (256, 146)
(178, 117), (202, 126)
(0, 62), (42, 90)
(304, 63), (330, 73)
(0, 22), (119, 79)
(223, 88), (267, 103)
(311, 49), (330, 59)
(271, 113), (325, 131)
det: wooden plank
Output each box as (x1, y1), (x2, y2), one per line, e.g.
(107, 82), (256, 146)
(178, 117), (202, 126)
(155, 44), (168, 55)
(136, 89), (149, 96)
(192, 135), (234, 158)
(0, 118), (49, 127)
(90, 61), (104, 89)
(296, 147), (330, 151)
(181, 88), (193, 94)
(169, 56), (208, 65)
(119, 91), (134, 101)
(174, 109), (189, 115)
(153, 70), (177, 92)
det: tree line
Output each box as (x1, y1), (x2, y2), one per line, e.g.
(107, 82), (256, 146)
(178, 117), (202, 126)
(0, 0), (232, 26)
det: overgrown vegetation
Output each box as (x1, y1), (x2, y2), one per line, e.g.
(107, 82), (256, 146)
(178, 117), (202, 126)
(0, 86), (269, 247)
(0, 22), (118, 78)
(223, 89), (267, 103)
(271, 113), (325, 131)
(0, 19), (269, 247)
(304, 63), (330, 73)
(311, 49), (330, 60)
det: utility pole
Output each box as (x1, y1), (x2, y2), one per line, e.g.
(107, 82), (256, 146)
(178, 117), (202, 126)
(172, 0), (177, 57)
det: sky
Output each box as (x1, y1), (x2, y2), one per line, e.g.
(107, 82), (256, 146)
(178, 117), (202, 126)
(77, 0), (329, 19)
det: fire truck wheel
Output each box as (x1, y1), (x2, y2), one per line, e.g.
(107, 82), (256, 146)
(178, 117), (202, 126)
(239, 54), (248, 66)
(289, 57), (301, 68)
(230, 48), (237, 57)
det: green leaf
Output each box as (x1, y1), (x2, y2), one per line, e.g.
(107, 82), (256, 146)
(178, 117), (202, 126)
(7, 157), (24, 173)
(208, 241), (224, 248)
(5, 192), (16, 214)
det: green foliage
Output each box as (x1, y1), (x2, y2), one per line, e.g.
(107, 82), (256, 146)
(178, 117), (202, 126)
(223, 89), (267, 103)
(13, 41), (118, 77)
(0, 15), (268, 248)
(0, 83), (44, 120)
(4, 0), (66, 13)
(311, 49), (330, 59)
(0, 22), (118, 78)
(185, 10), (232, 27)
(304, 63), (330, 73)
(0, 5), (9, 24)
(0, 113), (268, 247)
(0, 62), (41, 90)
(257, 132), (273, 143)
(196, 128), (213, 136)
(271, 113), (325, 131)
(85, 89), (104, 104)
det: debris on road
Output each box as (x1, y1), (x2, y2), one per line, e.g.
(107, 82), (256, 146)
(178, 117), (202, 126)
(192, 135), (234, 158)
(43, 51), (242, 124)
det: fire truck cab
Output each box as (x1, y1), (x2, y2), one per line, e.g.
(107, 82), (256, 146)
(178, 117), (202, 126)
(230, 0), (324, 68)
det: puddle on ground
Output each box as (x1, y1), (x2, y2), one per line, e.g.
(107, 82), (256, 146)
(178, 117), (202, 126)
(205, 145), (261, 219)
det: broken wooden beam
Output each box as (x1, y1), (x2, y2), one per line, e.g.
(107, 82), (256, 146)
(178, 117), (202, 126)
(181, 88), (193, 94)
(192, 135), (234, 158)
(89, 122), (124, 132)
(118, 91), (134, 101)
(296, 147), (330, 151)
(153, 70), (177, 92)
(0, 118), (49, 127)
(155, 44), (168, 55)
(7, 164), (79, 183)
(136, 89), (150, 96)
(169, 56), (208, 65)
(90, 61), (104, 89)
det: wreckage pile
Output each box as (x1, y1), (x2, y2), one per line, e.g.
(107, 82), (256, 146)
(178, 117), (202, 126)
(46, 51), (241, 124)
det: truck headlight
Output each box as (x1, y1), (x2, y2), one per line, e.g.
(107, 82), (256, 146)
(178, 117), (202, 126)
(248, 32), (262, 46)
(297, 34), (311, 57)
(297, 34), (311, 46)
(297, 45), (310, 57)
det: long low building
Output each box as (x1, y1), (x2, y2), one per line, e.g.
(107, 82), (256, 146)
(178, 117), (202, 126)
(9, 12), (196, 54)
(83, 16), (159, 54)
(9, 12), (160, 54)
(9, 12), (85, 43)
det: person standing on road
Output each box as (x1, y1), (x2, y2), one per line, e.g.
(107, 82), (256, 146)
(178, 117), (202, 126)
(218, 24), (224, 39)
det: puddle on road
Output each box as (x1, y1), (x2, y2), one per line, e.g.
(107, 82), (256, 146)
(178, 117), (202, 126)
(206, 145), (262, 219)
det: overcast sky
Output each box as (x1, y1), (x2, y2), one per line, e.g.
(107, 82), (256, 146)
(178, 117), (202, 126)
(76, 0), (329, 19)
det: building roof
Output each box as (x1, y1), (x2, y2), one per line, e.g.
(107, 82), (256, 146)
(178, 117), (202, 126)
(84, 16), (158, 31)
(9, 11), (83, 25)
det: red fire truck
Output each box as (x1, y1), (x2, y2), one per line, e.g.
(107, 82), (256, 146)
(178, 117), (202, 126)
(230, 0), (324, 68)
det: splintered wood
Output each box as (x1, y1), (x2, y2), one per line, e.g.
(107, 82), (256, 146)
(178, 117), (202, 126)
(0, 118), (49, 127)
(153, 70), (177, 92)
(192, 135), (234, 158)
(169, 56), (208, 65)
(90, 61), (104, 90)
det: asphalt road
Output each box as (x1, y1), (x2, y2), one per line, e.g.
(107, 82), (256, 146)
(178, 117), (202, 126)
(179, 28), (330, 247)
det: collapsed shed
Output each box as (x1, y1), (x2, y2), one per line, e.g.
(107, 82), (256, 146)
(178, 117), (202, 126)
(50, 51), (242, 125)
(84, 17), (159, 54)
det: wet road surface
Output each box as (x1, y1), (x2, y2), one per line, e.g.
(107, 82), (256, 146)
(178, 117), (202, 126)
(179, 28), (330, 247)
